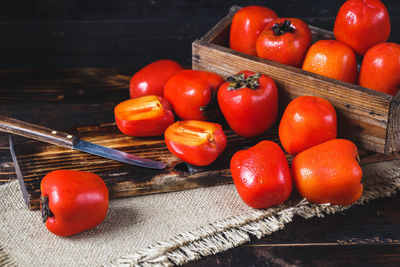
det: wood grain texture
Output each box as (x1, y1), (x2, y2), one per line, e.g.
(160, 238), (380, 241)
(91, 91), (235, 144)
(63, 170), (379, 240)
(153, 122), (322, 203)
(386, 93), (400, 154)
(0, 68), (132, 103)
(186, 192), (400, 266)
(192, 7), (397, 154)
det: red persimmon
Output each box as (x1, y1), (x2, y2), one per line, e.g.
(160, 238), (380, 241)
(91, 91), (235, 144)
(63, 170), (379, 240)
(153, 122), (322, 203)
(129, 59), (183, 98)
(279, 96), (337, 155)
(164, 70), (225, 121)
(40, 170), (109, 236)
(115, 95), (174, 136)
(164, 120), (227, 166)
(229, 5), (278, 56)
(291, 139), (363, 205)
(333, 0), (391, 56)
(256, 18), (311, 67)
(302, 39), (358, 84)
(230, 140), (292, 209)
(217, 71), (278, 137)
(359, 42), (400, 96)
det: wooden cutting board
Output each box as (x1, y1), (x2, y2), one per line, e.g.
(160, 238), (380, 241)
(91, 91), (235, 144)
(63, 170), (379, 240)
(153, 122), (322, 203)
(9, 120), (272, 210)
(9, 120), (400, 210)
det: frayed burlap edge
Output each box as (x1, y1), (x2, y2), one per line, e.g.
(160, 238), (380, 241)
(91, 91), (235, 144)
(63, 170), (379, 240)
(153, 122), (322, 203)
(110, 164), (400, 267)
(0, 245), (17, 267)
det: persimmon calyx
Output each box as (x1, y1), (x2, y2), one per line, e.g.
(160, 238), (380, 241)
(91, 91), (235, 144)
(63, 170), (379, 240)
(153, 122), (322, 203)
(272, 20), (295, 36)
(40, 195), (53, 223)
(227, 72), (261, 90)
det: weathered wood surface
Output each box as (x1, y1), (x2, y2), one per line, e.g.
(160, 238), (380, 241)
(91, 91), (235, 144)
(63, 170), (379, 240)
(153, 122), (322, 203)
(186, 192), (400, 266)
(0, 68), (132, 103)
(0, 68), (399, 211)
(192, 6), (400, 155)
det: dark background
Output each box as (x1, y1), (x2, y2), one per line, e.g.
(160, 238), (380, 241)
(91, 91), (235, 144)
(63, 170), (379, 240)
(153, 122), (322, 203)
(1, 0), (399, 69)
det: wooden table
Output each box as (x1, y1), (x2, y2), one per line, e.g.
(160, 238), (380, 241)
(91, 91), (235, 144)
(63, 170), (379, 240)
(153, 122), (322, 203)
(0, 68), (399, 266)
(1, 1), (400, 265)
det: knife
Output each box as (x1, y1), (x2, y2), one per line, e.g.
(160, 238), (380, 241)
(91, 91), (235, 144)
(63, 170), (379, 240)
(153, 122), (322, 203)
(0, 115), (166, 170)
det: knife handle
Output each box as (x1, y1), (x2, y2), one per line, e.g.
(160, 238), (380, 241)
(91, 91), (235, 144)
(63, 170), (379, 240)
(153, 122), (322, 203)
(0, 115), (77, 148)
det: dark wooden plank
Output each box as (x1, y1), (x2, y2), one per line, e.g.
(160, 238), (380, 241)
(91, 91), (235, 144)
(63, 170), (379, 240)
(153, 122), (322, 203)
(185, 193), (400, 266)
(0, 68), (131, 103)
(186, 244), (400, 266)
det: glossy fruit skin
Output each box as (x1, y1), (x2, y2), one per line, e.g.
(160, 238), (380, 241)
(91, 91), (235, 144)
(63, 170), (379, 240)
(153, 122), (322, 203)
(217, 71), (278, 137)
(302, 40), (358, 84)
(115, 95), (174, 137)
(279, 96), (337, 155)
(164, 120), (227, 166)
(256, 18), (311, 67)
(229, 6), (278, 56)
(291, 139), (363, 205)
(333, 0), (391, 56)
(129, 59), (183, 98)
(359, 42), (400, 96)
(230, 141), (292, 209)
(164, 70), (225, 121)
(40, 170), (109, 236)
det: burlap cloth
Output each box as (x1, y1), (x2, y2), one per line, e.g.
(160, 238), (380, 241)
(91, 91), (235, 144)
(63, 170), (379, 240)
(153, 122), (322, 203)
(1, 160), (399, 266)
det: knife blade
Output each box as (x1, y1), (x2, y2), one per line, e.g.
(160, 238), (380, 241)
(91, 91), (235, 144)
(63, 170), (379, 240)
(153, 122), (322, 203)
(0, 115), (166, 170)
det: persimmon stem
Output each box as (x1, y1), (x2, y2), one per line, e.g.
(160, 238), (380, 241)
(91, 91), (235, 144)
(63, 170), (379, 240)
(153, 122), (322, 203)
(40, 195), (53, 223)
(227, 72), (261, 90)
(272, 20), (294, 36)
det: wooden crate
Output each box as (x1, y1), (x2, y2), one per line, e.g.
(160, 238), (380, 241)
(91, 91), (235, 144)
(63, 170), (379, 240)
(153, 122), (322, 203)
(192, 6), (400, 155)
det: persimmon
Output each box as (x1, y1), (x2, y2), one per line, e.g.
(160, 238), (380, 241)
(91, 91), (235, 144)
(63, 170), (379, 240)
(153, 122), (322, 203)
(256, 18), (311, 67)
(129, 59), (183, 98)
(229, 6), (278, 56)
(279, 96), (337, 156)
(291, 139), (363, 205)
(230, 140), (292, 209)
(359, 42), (400, 96)
(302, 39), (358, 84)
(333, 0), (391, 56)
